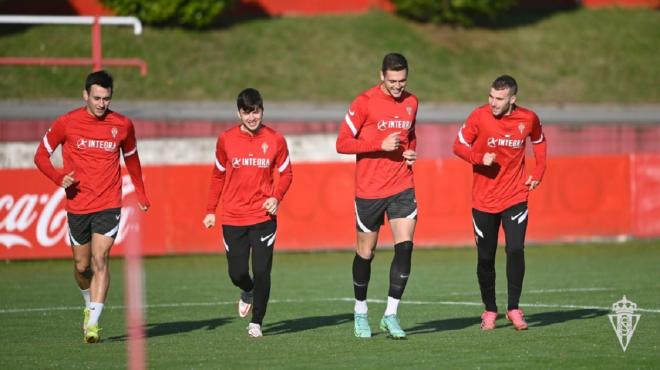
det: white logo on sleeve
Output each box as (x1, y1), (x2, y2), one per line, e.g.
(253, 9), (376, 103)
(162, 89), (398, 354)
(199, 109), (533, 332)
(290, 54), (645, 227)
(349, 109), (355, 116)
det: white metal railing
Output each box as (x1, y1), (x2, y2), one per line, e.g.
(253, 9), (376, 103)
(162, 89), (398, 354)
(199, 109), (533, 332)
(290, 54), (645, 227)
(0, 15), (142, 34)
(0, 15), (147, 75)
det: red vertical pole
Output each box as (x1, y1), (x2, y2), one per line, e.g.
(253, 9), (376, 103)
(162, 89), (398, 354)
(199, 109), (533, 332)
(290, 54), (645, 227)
(91, 16), (102, 71)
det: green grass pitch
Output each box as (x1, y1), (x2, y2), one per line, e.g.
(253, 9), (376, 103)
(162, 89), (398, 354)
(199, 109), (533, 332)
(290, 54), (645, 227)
(1, 241), (658, 369)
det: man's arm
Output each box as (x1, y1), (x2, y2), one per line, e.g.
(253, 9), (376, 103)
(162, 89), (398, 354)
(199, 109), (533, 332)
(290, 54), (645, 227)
(123, 121), (150, 211)
(403, 119), (417, 165)
(452, 114), (491, 165)
(335, 98), (384, 154)
(203, 135), (227, 227)
(263, 134), (293, 216)
(526, 115), (547, 191)
(34, 118), (69, 187)
(272, 135), (293, 202)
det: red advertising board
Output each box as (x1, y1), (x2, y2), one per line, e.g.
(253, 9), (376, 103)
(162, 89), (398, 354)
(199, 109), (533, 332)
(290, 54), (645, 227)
(0, 155), (657, 260)
(631, 154), (660, 237)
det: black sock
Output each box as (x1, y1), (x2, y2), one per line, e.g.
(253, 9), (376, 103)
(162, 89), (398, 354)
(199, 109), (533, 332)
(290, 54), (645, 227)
(352, 254), (372, 301)
(388, 241), (413, 299)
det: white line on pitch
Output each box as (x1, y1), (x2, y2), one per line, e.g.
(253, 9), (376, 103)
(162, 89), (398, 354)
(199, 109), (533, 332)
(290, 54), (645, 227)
(446, 287), (615, 296)
(2, 297), (659, 314)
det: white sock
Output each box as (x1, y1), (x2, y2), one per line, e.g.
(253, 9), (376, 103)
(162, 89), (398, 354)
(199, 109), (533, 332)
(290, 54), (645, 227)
(87, 302), (105, 327)
(384, 296), (400, 316)
(354, 300), (368, 314)
(80, 289), (91, 309)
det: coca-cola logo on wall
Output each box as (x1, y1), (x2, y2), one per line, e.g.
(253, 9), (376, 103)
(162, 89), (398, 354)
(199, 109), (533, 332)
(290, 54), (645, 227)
(0, 175), (137, 249)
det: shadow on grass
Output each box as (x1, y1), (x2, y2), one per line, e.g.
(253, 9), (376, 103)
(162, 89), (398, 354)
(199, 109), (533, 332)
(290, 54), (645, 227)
(264, 313), (353, 335)
(406, 308), (608, 335)
(406, 316), (482, 335)
(107, 317), (233, 342)
(525, 309), (608, 328)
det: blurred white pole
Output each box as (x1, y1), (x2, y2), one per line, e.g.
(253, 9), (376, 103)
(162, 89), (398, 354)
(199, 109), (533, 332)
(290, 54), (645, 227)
(123, 207), (146, 370)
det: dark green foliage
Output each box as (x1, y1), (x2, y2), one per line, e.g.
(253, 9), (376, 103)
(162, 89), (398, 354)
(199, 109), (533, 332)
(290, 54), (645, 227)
(392, 0), (519, 26)
(100, 0), (234, 28)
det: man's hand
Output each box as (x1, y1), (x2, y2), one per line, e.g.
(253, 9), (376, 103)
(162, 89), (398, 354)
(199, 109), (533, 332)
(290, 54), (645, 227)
(263, 197), (279, 215)
(402, 149), (417, 166)
(381, 131), (401, 152)
(483, 153), (496, 166)
(525, 175), (541, 191)
(61, 171), (77, 188)
(202, 213), (216, 228)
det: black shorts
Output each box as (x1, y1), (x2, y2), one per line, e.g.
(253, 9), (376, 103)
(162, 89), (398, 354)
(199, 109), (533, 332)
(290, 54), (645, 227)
(354, 188), (417, 233)
(221, 220), (277, 254)
(67, 208), (121, 246)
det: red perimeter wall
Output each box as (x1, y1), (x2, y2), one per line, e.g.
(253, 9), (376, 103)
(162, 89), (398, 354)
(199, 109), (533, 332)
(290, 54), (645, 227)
(4, 0), (654, 17)
(1, 154), (659, 260)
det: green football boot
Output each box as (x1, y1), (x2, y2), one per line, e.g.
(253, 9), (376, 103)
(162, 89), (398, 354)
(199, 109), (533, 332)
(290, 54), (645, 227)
(354, 313), (371, 338)
(380, 314), (406, 339)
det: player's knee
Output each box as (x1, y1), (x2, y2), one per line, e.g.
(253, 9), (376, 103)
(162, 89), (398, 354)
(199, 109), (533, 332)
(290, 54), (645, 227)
(251, 263), (271, 280)
(75, 261), (91, 276)
(477, 257), (496, 271)
(91, 258), (108, 273)
(505, 244), (524, 255)
(356, 249), (374, 260)
(228, 268), (250, 285)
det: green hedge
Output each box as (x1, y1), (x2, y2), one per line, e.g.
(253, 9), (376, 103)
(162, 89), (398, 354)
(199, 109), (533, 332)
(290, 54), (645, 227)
(392, 0), (519, 26)
(101, 0), (234, 28)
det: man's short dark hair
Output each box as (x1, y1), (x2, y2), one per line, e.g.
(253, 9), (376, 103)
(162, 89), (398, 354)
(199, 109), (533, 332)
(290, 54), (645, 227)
(492, 75), (518, 95)
(237, 88), (264, 113)
(85, 70), (113, 93)
(381, 53), (408, 73)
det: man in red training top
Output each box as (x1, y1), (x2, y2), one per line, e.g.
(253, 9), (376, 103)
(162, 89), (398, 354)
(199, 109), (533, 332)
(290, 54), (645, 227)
(453, 75), (547, 331)
(34, 70), (150, 343)
(336, 53), (418, 339)
(203, 88), (293, 338)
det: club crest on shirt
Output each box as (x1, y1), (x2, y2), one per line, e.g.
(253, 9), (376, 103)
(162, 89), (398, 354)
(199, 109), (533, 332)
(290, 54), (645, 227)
(518, 123), (525, 134)
(406, 105), (412, 117)
(262, 142), (269, 154)
(111, 127), (118, 139)
(232, 158), (241, 168)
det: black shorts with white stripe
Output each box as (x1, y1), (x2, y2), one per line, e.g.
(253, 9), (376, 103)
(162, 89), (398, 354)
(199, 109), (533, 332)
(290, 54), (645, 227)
(471, 202), (528, 253)
(67, 207), (121, 246)
(354, 188), (418, 233)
